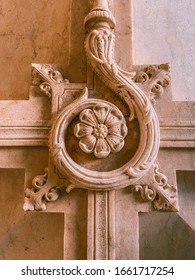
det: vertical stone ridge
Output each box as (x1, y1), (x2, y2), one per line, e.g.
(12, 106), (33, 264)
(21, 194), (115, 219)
(87, 191), (95, 260)
(108, 191), (116, 260)
(87, 190), (116, 260)
(94, 191), (108, 260)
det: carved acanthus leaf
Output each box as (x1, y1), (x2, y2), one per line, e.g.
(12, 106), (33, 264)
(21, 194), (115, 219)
(133, 64), (171, 105)
(131, 185), (156, 201)
(131, 164), (178, 211)
(23, 168), (60, 211)
(31, 64), (69, 98)
(152, 164), (178, 211)
(32, 64), (67, 84)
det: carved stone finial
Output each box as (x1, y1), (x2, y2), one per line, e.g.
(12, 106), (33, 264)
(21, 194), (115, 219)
(85, 0), (115, 31)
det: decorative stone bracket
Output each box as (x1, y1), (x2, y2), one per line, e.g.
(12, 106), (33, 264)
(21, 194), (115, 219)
(23, 0), (178, 212)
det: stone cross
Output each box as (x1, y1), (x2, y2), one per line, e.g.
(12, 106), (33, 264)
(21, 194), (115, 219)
(0, 0), (194, 260)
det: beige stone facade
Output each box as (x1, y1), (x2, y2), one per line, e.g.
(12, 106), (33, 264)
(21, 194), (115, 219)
(0, 0), (194, 260)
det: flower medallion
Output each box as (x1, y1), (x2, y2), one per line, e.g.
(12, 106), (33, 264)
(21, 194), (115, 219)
(74, 104), (128, 158)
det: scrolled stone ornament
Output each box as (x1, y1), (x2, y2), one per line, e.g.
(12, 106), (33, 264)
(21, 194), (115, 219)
(49, 88), (132, 190)
(49, 2), (161, 191)
(133, 64), (171, 105)
(49, 85), (156, 192)
(131, 164), (178, 211)
(84, 3), (160, 181)
(23, 168), (60, 211)
(24, 0), (178, 212)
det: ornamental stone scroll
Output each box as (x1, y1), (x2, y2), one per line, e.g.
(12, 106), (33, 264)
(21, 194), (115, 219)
(24, 0), (178, 212)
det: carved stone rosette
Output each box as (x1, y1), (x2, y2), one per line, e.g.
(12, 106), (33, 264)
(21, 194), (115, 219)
(74, 97), (128, 159)
(24, 0), (178, 212)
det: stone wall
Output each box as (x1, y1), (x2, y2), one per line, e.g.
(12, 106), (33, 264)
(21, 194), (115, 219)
(133, 0), (195, 101)
(0, 0), (194, 260)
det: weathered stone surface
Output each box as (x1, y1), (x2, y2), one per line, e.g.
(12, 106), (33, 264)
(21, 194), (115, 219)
(0, 168), (64, 260)
(0, 0), (194, 261)
(133, 0), (195, 101)
(0, 0), (88, 100)
(140, 169), (195, 260)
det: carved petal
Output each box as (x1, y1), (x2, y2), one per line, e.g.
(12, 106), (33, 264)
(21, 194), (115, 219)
(106, 135), (125, 152)
(74, 123), (93, 138)
(105, 109), (123, 127)
(94, 138), (111, 158)
(93, 104), (110, 124)
(108, 123), (128, 138)
(79, 135), (96, 153)
(79, 109), (97, 127)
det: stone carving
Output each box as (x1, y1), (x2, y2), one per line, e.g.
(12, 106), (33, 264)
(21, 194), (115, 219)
(23, 168), (60, 211)
(49, 87), (140, 190)
(83, 4), (161, 185)
(48, 86), (159, 192)
(31, 64), (69, 98)
(32, 64), (65, 84)
(49, 70), (64, 83)
(24, 0), (178, 212)
(131, 164), (178, 211)
(39, 82), (52, 98)
(74, 103), (128, 158)
(133, 64), (171, 105)
(132, 185), (156, 202)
